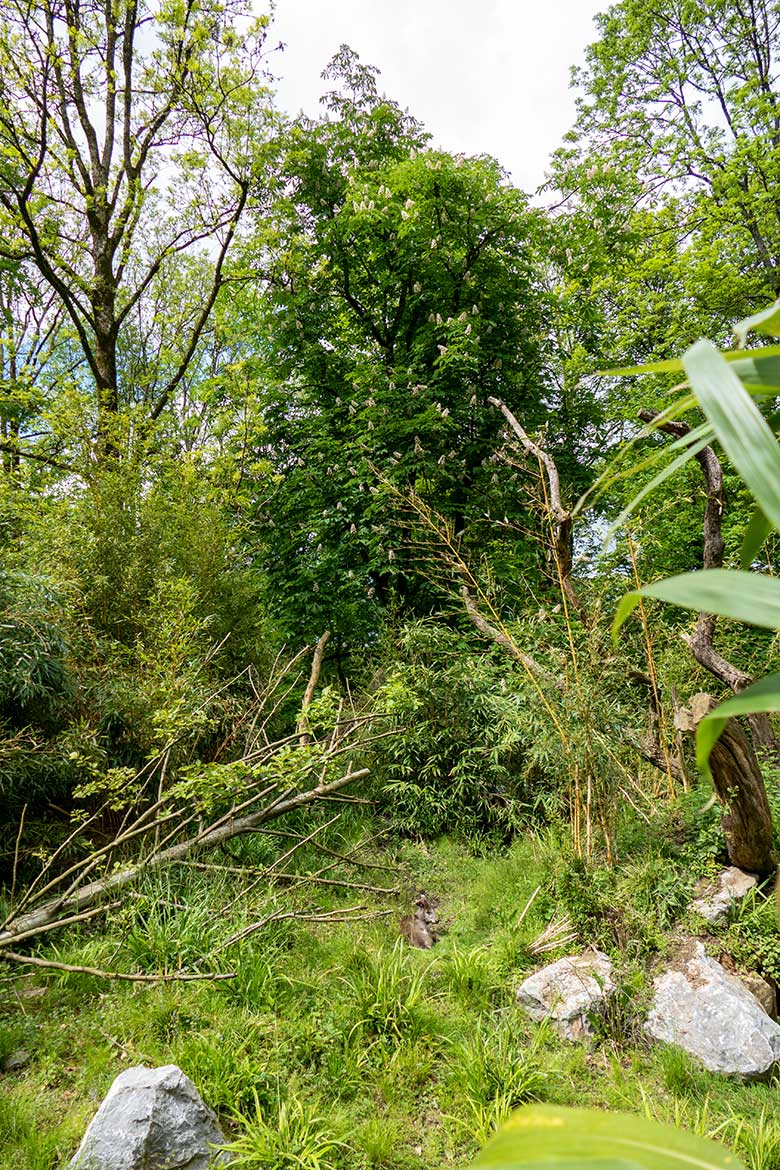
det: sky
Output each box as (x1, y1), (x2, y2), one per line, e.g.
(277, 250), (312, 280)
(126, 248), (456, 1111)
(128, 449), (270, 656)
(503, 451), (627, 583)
(268, 0), (607, 194)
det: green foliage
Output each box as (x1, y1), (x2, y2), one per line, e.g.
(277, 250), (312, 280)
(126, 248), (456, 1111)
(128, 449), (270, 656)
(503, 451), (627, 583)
(470, 1104), (747, 1170)
(725, 895), (780, 985)
(449, 1015), (549, 1130)
(340, 942), (429, 1045)
(223, 1091), (348, 1170)
(371, 621), (534, 839)
(0, 570), (71, 725)
(247, 48), (552, 640)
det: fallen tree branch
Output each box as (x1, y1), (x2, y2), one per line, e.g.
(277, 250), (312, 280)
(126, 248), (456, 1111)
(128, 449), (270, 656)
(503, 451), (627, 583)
(213, 902), (392, 953)
(0, 952), (236, 982)
(0, 767), (369, 950)
(461, 585), (551, 678)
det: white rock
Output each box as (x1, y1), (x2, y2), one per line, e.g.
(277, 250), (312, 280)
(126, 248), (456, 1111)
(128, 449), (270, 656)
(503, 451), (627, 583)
(691, 866), (758, 923)
(517, 949), (614, 1041)
(70, 1064), (230, 1169)
(646, 941), (780, 1078)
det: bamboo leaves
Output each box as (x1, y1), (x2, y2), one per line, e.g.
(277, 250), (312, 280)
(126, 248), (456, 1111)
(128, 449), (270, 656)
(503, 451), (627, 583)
(613, 300), (780, 777)
(471, 1105), (746, 1170)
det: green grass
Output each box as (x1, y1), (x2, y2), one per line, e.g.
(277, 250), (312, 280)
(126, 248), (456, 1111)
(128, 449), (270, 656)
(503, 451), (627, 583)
(2, 810), (780, 1170)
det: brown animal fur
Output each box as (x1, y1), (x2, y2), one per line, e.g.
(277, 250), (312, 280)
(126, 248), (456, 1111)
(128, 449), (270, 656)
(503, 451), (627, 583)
(400, 895), (439, 949)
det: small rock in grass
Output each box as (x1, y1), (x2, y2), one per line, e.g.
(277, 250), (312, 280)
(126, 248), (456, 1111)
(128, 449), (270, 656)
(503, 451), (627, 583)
(3, 1049), (30, 1072)
(517, 949), (614, 1041)
(691, 866), (757, 924)
(69, 1064), (230, 1169)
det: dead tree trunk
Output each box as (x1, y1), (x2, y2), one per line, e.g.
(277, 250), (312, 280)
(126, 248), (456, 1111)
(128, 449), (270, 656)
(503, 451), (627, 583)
(676, 693), (775, 875)
(489, 397), (586, 620)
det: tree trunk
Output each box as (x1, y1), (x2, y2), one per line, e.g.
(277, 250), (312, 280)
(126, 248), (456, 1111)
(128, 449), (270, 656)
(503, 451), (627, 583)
(676, 692), (775, 875)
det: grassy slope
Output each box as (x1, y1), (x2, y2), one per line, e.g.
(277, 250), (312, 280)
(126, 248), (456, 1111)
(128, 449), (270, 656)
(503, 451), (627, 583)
(2, 801), (780, 1170)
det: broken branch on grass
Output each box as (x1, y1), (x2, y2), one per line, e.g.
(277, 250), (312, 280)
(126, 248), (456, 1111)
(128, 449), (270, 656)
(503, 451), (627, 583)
(0, 767), (370, 951)
(213, 902), (390, 953)
(0, 952), (236, 982)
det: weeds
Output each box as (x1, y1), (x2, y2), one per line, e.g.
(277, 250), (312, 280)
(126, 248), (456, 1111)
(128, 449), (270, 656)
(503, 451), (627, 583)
(341, 942), (430, 1044)
(449, 1014), (549, 1123)
(223, 1091), (348, 1170)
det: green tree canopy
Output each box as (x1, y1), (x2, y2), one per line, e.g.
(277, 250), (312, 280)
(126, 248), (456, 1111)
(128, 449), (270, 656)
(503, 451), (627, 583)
(245, 50), (552, 641)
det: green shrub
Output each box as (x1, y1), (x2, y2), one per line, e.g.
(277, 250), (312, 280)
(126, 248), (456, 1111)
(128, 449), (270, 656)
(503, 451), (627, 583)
(371, 621), (537, 839)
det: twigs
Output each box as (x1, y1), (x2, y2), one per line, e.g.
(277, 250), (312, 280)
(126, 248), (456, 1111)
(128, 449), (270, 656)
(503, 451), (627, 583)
(259, 826), (398, 874)
(2, 638), (388, 989)
(10, 804), (26, 906)
(529, 914), (577, 955)
(0, 765), (370, 950)
(0, 952), (236, 983)
(213, 903), (393, 954)
(460, 586), (551, 679)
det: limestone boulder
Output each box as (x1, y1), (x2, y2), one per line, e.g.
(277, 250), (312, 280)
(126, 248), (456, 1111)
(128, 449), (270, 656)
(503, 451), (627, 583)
(517, 949), (614, 1041)
(691, 866), (758, 924)
(70, 1064), (230, 1169)
(646, 941), (780, 1078)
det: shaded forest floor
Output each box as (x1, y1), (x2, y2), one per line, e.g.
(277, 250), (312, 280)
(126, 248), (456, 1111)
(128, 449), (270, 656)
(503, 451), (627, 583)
(4, 793), (780, 1170)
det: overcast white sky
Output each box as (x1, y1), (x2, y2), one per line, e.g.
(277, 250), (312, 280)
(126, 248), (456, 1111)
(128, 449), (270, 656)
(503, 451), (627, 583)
(268, 0), (606, 194)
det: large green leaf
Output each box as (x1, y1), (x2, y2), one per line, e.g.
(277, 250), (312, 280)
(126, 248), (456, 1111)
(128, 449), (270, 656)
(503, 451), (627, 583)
(682, 340), (780, 535)
(696, 673), (780, 782)
(613, 569), (780, 643)
(741, 507), (773, 569)
(730, 352), (780, 392)
(734, 300), (780, 347)
(471, 1105), (745, 1170)
(602, 343), (780, 377)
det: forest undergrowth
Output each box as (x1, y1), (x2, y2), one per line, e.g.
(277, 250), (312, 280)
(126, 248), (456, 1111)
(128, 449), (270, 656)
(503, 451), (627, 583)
(4, 795), (780, 1170)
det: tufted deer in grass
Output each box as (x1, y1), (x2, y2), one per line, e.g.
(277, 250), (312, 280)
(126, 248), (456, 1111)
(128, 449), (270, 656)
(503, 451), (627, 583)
(400, 894), (440, 949)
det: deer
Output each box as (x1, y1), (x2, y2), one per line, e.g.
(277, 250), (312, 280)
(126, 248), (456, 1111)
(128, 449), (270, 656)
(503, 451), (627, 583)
(400, 894), (440, 949)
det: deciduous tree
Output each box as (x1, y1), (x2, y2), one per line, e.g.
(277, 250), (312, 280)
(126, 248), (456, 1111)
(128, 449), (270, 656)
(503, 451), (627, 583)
(0, 0), (275, 461)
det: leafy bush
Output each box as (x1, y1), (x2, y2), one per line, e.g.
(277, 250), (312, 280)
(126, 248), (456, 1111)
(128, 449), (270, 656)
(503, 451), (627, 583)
(371, 621), (537, 839)
(725, 896), (780, 985)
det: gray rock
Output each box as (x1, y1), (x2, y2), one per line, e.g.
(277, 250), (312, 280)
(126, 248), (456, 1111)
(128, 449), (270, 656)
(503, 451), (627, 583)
(517, 949), (614, 1041)
(646, 941), (780, 1078)
(2, 1048), (30, 1072)
(70, 1064), (230, 1169)
(691, 866), (757, 923)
